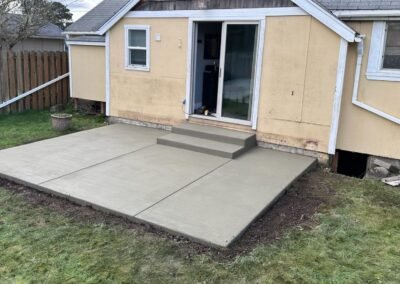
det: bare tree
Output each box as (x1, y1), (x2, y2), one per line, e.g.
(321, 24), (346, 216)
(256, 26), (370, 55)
(0, 0), (55, 102)
(0, 0), (55, 50)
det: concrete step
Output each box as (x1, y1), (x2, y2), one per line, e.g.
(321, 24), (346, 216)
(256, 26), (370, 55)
(172, 123), (256, 147)
(157, 133), (247, 159)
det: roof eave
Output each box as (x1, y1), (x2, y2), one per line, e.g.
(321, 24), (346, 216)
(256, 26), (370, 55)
(64, 0), (141, 36)
(64, 0), (359, 43)
(292, 0), (358, 42)
(334, 9), (400, 20)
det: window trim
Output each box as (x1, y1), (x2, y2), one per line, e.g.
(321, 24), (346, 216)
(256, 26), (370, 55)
(124, 25), (150, 71)
(367, 21), (400, 82)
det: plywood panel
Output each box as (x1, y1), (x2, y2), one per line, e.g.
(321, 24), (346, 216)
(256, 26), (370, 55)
(302, 18), (340, 126)
(70, 45), (106, 102)
(259, 16), (310, 123)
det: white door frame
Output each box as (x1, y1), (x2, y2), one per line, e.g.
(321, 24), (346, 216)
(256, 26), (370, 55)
(216, 21), (260, 122)
(186, 17), (266, 129)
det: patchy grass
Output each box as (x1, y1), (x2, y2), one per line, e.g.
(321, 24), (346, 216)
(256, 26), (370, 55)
(0, 110), (106, 150)
(0, 110), (398, 282)
(0, 171), (399, 283)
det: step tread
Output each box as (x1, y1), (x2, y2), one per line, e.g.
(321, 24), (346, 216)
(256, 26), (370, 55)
(173, 123), (255, 141)
(158, 134), (244, 154)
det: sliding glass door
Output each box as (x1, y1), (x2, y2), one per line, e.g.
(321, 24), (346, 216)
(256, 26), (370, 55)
(217, 22), (258, 121)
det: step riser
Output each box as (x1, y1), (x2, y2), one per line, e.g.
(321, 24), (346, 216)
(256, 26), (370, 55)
(172, 127), (256, 147)
(158, 138), (243, 159)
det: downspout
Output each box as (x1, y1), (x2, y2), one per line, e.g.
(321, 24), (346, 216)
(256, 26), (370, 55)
(328, 38), (349, 155)
(352, 36), (400, 125)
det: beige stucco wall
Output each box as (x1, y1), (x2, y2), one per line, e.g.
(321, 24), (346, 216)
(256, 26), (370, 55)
(337, 22), (400, 159)
(70, 45), (106, 102)
(108, 16), (341, 154)
(257, 16), (341, 153)
(109, 18), (188, 125)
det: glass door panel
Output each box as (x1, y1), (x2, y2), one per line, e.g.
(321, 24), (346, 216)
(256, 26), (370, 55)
(219, 24), (258, 121)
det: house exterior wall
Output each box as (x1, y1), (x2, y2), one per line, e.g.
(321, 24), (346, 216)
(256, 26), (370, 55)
(108, 15), (341, 155)
(109, 18), (188, 125)
(12, 38), (64, 52)
(337, 21), (400, 160)
(257, 16), (341, 154)
(70, 45), (106, 102)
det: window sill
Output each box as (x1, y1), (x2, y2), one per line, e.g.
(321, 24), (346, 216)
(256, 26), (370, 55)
(125, 65), (150, 72)
(366, 70), (400, 82)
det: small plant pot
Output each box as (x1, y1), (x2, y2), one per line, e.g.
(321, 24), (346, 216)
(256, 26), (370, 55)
(51, 113), (72, 131)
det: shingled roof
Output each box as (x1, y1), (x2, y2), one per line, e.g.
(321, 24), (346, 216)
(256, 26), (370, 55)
(317, 0), (400, 11)
(65, 0), (400, 35)
(65, 0), (132, 33)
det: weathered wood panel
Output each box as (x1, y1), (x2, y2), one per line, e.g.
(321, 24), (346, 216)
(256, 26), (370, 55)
(15, 52), (24, 111)
(43, 52), (51, 109)
(134, 0), (295, 11)
(49, 53), (56, 106)
(0, 50), (10, 113)
(8, 52), (17, 112)
(23, 51), (31, 110)
(61, 53), (68, 105)
(55, 52), (62, 105)
(0, 51), (69, 112)
(30, 52), (38, 109)
(37, 52), (44, 110)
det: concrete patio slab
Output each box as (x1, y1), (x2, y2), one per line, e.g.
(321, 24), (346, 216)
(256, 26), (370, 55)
(0, 124), (316, 248)
(136, 148), (316, 247)
(0, 124), (165, 184)
(41, 145), (229, 216)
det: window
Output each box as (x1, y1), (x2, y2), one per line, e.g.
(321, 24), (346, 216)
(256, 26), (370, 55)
(367, 21), (400, 81)
(383, 22), (400, 69)
(125, 25), (150, 71)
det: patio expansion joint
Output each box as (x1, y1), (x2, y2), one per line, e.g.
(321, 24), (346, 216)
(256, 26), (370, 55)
(133, 158), (234, 218)
(38, 144), (156, 186)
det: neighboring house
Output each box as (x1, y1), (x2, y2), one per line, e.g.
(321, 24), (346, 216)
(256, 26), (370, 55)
(12, 23), (65, 52)
(65, 0), (400, 171)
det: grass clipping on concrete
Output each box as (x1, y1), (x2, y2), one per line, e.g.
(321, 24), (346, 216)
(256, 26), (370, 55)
(0, 171), (399, 283)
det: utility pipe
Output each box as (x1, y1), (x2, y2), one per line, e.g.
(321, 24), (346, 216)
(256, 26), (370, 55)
(352, 36), (400, 125)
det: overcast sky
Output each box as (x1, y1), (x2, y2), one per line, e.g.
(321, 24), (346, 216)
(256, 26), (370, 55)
(56, 0), (102, 21)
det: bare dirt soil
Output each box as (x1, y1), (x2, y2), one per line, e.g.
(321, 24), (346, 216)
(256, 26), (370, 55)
(0, 168), (338, 260)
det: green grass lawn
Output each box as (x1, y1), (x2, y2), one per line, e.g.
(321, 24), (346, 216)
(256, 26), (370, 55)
(0, 111), (399, 283)
(0, 110), (106, 150)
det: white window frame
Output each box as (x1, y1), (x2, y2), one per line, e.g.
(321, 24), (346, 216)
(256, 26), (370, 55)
(367, 21), (400, 82)
(124, 25), (150, 71)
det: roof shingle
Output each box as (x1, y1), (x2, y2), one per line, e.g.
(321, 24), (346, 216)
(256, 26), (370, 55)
(65, 0), (400, 34)
(65, 0), (131, 33)
(317, 0), (400, 10)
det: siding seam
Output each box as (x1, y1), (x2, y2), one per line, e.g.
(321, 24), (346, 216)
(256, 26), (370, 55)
(300, 17), (312, 123)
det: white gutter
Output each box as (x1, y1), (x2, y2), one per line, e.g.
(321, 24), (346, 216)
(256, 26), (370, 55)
(334, 10), (400, 19)
(66, 41), (106, 46)
(352, 37), (400, 125)
(292, 0), (358, 42)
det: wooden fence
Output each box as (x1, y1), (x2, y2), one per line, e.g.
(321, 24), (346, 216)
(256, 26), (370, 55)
(0, 51), (69, 112)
